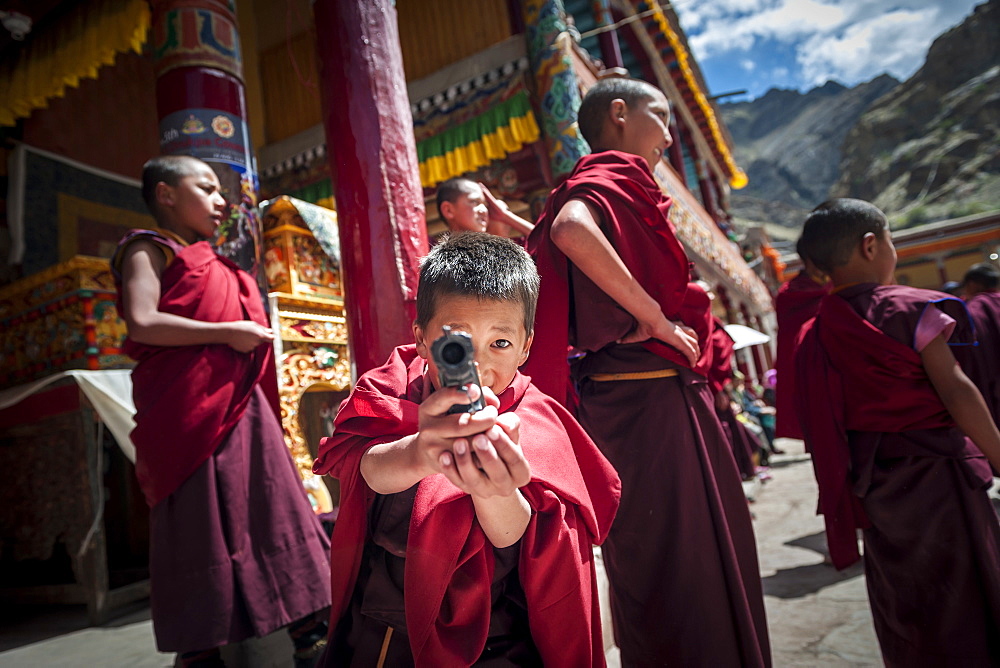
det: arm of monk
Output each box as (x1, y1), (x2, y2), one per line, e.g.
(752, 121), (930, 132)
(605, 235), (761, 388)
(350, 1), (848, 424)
(550, 199), (699, 365)
(120, 240), (273, 353)
(360, 385), (532, 548)
(922, 335), (1000, 472)
(481, 182), (535, 237)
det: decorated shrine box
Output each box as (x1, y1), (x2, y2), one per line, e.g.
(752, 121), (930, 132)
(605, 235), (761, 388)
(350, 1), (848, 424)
(0, 256), (131, 389)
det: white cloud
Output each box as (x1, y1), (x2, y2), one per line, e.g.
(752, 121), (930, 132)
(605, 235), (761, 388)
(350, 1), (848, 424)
(740, 58), (756, 72)
(797, 8), (939, 86)
(674, 0), (982, 91)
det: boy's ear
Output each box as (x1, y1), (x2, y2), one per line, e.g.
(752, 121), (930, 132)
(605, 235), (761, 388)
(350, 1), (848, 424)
(860, 232), (878, 261)
(520, 332), (534, 366)
(413, 322), (430, 359)
(155, 181), (175, 208)
(609, 99), (627, 127)
(439, 200), (454, 221)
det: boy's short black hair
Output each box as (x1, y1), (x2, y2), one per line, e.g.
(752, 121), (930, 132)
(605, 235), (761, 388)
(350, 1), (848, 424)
(578, 78), (662, 147)
(797, 198), (888, 274)
(416, 232), (539, 334)
(141, 155), (206, 214)
(963, 262), (1000, 290)
(435, 177), (478, 219)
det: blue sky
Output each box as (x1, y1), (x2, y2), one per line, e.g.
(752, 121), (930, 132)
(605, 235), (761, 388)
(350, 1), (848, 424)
(671, 0), (984, 100)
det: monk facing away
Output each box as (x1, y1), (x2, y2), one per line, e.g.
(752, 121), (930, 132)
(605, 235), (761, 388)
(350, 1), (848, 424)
(313, 232), (620, 666)
(794, 198), (1000, 666)
(526, 77), (770, 667)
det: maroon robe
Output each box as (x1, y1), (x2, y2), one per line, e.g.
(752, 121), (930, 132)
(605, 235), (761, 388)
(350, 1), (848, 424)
(795, 283), (1000, 665)
(955, 291), (1000, 425)
(527, 151), (771, 666)
(314, 346), (620, 667)
(774, 271), (830, 439)
(113, 229), (280, 506)
(114, 230), (332, 651)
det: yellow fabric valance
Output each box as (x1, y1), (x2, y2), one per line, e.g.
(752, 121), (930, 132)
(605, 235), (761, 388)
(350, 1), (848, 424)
(0, 0), (150, 127)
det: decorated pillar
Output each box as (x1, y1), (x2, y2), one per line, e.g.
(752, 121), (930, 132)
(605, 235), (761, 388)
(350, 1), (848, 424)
(313, 0), (428, 377)
(524, 0), (590, 182)
(150, 0), (263, 280)
(592, 0), (624, 69)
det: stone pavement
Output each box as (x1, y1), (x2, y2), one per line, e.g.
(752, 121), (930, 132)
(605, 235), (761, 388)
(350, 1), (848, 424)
(0, 437), (900, 667)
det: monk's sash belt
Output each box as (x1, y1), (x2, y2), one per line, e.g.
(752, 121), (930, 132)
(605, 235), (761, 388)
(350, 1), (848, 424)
(587, 368), (679, 382)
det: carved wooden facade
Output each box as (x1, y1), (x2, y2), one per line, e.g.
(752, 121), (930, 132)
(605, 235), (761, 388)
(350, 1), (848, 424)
(262, 196), (350, 511)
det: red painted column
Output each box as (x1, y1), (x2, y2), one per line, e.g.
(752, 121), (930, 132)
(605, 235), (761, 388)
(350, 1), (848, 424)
(150, 0), (264, 279)
(313, 0), (429, 377)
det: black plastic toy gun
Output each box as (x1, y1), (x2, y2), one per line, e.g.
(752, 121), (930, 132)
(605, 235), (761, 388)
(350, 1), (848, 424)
(430, 325), (486, 415)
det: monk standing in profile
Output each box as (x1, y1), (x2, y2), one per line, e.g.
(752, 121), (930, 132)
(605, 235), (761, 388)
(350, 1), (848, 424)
(114, 156), (332, 666)
(794, 198), (1000, 665)
(527, 77), (770, 667)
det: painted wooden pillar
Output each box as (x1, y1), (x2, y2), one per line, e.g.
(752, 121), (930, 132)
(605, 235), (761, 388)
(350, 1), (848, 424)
(524, 0), (589, 181)
(312, 0), (429, 377)
(592, 0), (624, 69)
(150, 0), (264, 278)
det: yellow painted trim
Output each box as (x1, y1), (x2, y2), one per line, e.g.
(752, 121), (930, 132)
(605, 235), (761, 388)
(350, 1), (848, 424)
(0, 0), (150, 126)
(648, 4), (748, 189)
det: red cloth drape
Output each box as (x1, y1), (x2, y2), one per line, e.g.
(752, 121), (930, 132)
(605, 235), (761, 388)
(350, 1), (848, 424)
(314, 346), (620, 667)
(115, 233), (279, 507)
(794, 290), (961, 568)
(526, 151), (712, 406)
(774, 272), (830, 439)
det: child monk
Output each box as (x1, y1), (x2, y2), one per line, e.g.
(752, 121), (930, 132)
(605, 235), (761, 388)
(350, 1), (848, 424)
(313, 232), (620, 666)
(113, 156), (332, 666)
(956, 262), (1000, 424)
(794, 198), (1000, 665)
(436, 176), (534, 238)
(526, 77), (771, 667)
(773, 244), (830, 439)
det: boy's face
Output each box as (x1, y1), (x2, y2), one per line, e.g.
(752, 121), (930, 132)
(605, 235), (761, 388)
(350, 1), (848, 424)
(618, 89), (673, 169)
(413, 294), (533, 396)
(158, 162), (227, 242)
(442, 185), (488, 233)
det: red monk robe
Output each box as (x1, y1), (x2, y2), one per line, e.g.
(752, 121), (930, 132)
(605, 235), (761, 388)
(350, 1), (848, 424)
(113, 230), (331, 652)
(774, 271), (830, 439)
(956, 291), (1000, 425)
(527, 151), (771, 667)
(313, 345), (620, 667)
(709, 318), (757, 479)
(795, 283), (1000, 665)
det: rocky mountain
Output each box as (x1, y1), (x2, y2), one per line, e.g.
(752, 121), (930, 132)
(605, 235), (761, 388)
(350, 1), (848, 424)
(718, 0), (999, 234)
(831, 0), (1000, 227)
(720, 76), (899, 232)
